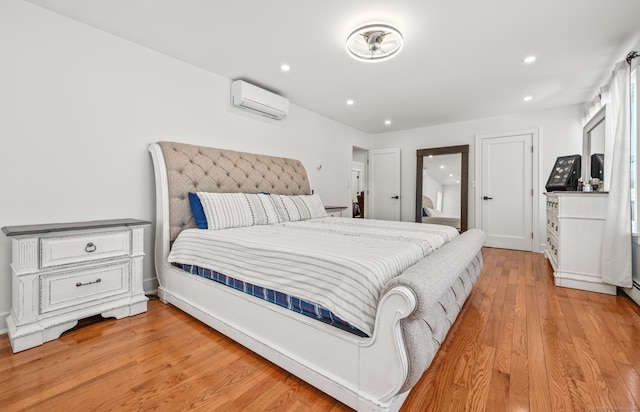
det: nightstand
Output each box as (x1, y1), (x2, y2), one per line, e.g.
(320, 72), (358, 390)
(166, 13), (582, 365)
(2, 219), (150, 352)
(324, 206), (348, 217)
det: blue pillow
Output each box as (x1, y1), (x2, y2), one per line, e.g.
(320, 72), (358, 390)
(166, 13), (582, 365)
(188, 192), (208, 229)
(422, 207), (428, 217)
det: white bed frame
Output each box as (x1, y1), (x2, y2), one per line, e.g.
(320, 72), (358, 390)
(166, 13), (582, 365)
(148, 142), (484, 411)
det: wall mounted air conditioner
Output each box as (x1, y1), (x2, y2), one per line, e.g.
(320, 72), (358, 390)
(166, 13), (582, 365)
(231, 80), (289, 120)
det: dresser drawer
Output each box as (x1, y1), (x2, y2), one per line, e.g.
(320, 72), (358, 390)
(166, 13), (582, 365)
(546, 212), (559, 236)
(547, 235), (558, 268)
(40, 261), (130, 314)
(40, 230), (130, 268)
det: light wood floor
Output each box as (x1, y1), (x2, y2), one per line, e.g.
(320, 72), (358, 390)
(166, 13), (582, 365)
(1, 248), (640, 411)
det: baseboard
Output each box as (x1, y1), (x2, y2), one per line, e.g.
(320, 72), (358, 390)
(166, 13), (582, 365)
(143, 277), (159, 295)
(622, 280), (640, 306)
(0, 311), (10, 335)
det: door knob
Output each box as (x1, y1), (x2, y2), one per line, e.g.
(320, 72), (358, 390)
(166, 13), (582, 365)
(391, 195), (399, 199)
(483, 196), (493, 200)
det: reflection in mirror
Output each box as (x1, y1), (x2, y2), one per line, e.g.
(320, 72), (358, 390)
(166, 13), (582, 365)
(423, 153), (461, 219)
(583, 106), (605, 190)
(416, 145), (469, 232)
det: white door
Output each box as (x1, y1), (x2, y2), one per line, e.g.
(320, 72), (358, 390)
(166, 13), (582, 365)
(369, 148), (400, 220)
(480, 133), (534, 251)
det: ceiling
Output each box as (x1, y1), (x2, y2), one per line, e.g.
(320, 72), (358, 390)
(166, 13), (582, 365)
(26, 0), (640, 134)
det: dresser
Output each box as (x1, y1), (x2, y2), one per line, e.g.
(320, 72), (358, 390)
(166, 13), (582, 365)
(2, 219), (150, 352)
(545, 192), (615, 295)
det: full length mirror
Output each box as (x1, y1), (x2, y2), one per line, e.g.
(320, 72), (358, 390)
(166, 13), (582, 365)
(416, 145), (469, 232)
(583, 106), (606, 190)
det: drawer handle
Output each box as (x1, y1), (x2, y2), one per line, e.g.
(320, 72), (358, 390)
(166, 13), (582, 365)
(85, 242), (97, 253)
(76, 278), (101, 287)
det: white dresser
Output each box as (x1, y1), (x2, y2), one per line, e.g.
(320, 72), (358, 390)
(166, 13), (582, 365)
(2, 219), (150, 352)
(545, 192), (615, 295)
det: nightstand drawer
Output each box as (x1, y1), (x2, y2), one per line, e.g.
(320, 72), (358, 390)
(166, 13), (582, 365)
(40, 262), (130, 314)
(41, 230), (130, 268)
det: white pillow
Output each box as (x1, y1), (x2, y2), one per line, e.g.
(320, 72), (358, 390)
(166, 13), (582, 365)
(272, 194), (328, 222)
(426, 207), (444, 217)
(195, 192), (281, 230)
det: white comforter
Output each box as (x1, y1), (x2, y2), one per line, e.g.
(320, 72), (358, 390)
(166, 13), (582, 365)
(168, 217), (458, 335)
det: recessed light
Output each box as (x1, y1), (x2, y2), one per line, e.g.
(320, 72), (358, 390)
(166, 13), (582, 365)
(280, 64), (291, 71)
(523, 56), (536, 64)
(523, 96), (532, 102)
(384, 120), (391, 125)
(440, 165), (445, 169)
(456, 180), (460, 184)
(346, 99), (354, 105)
(449, 174), (453, 177)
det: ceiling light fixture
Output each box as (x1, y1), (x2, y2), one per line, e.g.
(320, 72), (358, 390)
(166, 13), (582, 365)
(280, 64), (290, 71)
(523, 96), (533, 102)
(346, 23), (403, 62)
(523, 56), (536, 64)
(384, 120), (391, 125)
(346, 99), (354, 105)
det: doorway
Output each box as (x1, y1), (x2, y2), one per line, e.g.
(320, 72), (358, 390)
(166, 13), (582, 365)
(352, 147), (368, 218)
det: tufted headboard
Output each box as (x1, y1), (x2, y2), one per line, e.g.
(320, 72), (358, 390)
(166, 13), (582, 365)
(156, 141), (311, 241)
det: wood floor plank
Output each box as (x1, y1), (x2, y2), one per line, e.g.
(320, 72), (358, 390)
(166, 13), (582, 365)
(1, 248), (640, 412)
(485, 367), (510, 412)
(508, 354), (530, 412)
(615, 361), (640, 407)
(493, 283), (516, 374)
(463, 344), (495, 411)
(534, 255), (574, 412)
(511, 261), (529, 359)
(525, 284), (552, 412)
(572, 335), (618, 410)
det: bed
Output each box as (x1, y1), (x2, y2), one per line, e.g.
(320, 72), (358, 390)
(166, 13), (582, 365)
(149, 141), (485, 412)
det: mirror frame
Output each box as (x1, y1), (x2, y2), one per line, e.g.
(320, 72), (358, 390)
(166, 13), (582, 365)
(415, 145), (469, 232)
(582, 105), (606, 185)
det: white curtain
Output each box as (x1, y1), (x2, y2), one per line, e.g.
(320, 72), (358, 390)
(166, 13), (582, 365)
(601, 60), (632, 287)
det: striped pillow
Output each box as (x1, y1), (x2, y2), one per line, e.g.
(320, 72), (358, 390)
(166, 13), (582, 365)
(191, 192), (281, 230)
(272, 194), (328, 222)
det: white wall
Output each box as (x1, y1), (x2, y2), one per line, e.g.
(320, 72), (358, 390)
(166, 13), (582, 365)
(0, 0), (370, 332)
(371, 104), (583, 249)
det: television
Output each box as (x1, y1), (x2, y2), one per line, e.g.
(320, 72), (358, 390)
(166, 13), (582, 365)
(590, 153), (604, 180)
(545, 154), (581, 192)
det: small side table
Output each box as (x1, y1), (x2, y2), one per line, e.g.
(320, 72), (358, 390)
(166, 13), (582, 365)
(2, 218), (150, 352)
(324, 206), (348, 217)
